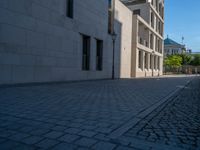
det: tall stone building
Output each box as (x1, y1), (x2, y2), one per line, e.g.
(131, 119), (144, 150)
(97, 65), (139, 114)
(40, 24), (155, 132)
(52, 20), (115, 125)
(119, 0), (164, 77)
(0, 0), (116, 84)
(0, 0), (164, 85)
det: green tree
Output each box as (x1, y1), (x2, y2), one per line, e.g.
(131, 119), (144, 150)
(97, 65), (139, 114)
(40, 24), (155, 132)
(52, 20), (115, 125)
(190, 54), (200, 66)
(177, 54), (192, 65)
(164, 55), (183, 69)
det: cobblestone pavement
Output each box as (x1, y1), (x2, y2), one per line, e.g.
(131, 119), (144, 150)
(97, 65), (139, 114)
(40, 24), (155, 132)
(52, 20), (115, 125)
(116, 77), (200, 150)
(0, 77), (199, 150)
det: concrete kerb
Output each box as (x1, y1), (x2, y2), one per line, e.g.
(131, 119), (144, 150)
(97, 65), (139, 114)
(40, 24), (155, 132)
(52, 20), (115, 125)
(108, 77), (194, 139)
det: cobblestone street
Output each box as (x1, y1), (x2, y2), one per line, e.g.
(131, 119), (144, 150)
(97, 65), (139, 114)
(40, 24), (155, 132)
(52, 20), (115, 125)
(0, 76), (199, 150)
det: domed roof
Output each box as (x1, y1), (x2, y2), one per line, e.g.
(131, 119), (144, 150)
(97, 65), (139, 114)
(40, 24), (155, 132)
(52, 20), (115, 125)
(164, 38), (182, 46)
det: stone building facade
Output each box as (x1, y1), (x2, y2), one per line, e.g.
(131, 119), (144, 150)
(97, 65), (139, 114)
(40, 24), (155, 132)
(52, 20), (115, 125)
(0, 0), (164, 84)
(0, 0), (116, 84)
(120, 0), (164, 77)
(164, 37), (186, 57)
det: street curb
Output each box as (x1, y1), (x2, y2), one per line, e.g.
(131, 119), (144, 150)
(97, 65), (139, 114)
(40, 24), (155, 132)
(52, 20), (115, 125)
(108, 78), (193, 139)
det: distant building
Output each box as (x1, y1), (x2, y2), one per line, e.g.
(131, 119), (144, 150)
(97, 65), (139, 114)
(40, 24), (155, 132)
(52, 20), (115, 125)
(186, 49), (192, 54)
(164, 37), (186, 57)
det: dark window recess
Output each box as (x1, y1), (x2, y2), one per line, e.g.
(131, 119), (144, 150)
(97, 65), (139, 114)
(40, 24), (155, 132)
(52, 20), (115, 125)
(108, 10), (112, 34)
(96, 40), (103, 71)
(108, 0), (112, 9)
(108, 0), (113, 34)
(150, 55), (153, 69)
(138, 51), (142, 69)
(82, 35), (90, 71)
(133, 9), (140, 15)
(66, 0), (73, 18)
(145, 53), (148, 69)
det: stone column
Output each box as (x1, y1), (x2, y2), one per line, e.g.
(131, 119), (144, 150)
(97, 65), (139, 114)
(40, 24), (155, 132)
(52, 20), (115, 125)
(141, 51), (145, 71)
(147, 53), (150, 70)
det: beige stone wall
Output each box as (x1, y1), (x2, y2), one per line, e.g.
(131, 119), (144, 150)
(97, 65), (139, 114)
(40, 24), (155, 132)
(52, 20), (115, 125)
(130, 4), (164, 78)
(115, 0), (133, 78)
(0, 0), (114, 84)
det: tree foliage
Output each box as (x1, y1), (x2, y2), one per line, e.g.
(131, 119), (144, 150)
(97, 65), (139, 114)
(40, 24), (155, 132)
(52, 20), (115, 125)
(177, 54), (192, 65)
(164, 55), (183, 69)
(190, 54), (200, 66)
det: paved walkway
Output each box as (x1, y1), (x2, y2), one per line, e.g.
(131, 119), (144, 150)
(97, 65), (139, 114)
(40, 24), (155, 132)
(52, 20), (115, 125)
(0, 77), (199, 150)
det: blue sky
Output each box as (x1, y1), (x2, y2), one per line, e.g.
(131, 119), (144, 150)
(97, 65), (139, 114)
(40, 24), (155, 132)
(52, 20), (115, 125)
(165, 0), (200, 52)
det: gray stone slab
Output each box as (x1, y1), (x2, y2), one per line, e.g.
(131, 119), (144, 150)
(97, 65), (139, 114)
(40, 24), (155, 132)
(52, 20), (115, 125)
(22, 135), (44, 145)
(78, 130), (97, 138)
(59, 134), (80, 143)
(92, 141), (116, 150)
(52, 142), (76, 150)
(44, 131), (64, 139)
(36, 138), (59, 149)
(75, 137), (97, 147)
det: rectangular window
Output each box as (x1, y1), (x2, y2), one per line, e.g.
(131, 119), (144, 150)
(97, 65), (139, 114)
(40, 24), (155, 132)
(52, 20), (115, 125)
(154, 56), (157, 70)
(151, 12), (154, 28)
(96, 39), (103, 71)
(156, 0), (159, 11)
(150, 34), (153, 49)
(108, 0), (112, 9)
(158, 57), (160, 70)
(145, 53), (148, 69)
(82, 35), (90, 71)
(66, 0), (73, 18)
(138, 51), (142, 69)
(151, 0), (154, 6)
(108, 0), (113, 34)
(150, 55), (153, 69)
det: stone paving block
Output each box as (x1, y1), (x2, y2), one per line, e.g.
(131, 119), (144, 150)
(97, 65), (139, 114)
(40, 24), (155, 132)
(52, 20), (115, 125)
(65, 128), (82, 134)
(0, 120), (12, 128)
(56, 120), (69, 126)
(44, 131), (64, 139)
(73, 119), (85, 123)
(76, 147), (91, 150)
(22, 135), (44, 145)
(52, 142), (76, 150)
(5, 123), (24, 130)
(68, 122), (82, 128)
(0, 130), (16, 138)
(75, 137), (97, 147)
(95, 127), (113, 134)
(14, 143), (36, 150)
(0, 140), (21, 150)
(115, 146), (135, 150)
(19, 126), (36, 133)
(0, 137), (7, 144)
(59, 134), (80, 143)
(80, 125), (96, 130)
(9, 132), (30, 141)
(36, 138), (59, 149)
(38, 123), (55, 129)
(52, 125), (67, 131)
(96, 122), (111, 128)
(92, 141), (116, 150)
(94, 133), (110, 141)
(78, 130), (97, 138)
(30, 129), (50, 136)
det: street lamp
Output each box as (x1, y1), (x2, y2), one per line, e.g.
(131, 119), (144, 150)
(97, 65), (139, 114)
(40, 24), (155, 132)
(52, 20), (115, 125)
(152, 51), (155, 77)
(112, 32), (117, 80)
